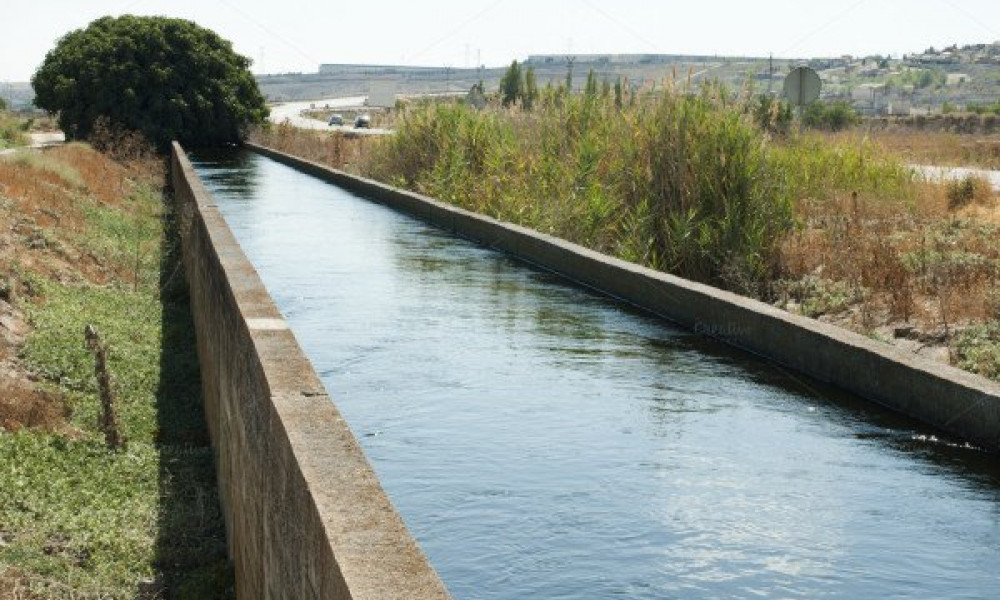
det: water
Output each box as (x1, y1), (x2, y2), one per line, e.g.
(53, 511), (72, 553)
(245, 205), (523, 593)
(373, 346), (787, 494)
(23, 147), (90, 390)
(190, 149), (1000, 599)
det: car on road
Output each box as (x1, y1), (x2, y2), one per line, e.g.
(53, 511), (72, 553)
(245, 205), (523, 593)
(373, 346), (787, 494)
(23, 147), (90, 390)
(327, 114), (344, 126)
(354, 114), (371, 129)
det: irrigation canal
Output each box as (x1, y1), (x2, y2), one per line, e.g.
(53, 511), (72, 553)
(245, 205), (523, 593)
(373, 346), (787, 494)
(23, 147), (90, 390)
(190, 149), (1000, 599)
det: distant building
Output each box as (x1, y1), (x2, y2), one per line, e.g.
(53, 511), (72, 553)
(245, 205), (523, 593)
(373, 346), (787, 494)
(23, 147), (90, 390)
(858, 66), (887, 77)
(852, 83), (889, 115)
(946, 73), (970, 86)
(367, 82), (398, 108)
(524, 53), (721, 66)
(886, 99), (912, 116)
(852, 83), (887, 103)
(910, 52), (961, 65)
(319, 64), (453, 76)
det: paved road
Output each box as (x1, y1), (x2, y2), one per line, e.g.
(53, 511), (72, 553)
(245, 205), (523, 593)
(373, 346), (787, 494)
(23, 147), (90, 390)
(29, 132), (65, 147)
(0, 132), (66, 155)
(912, 164), (1000, 191)
(268, 96), (391, 136)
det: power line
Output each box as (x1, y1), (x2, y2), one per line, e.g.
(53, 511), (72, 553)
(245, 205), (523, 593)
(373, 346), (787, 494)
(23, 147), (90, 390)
(115, 0), (318, 71)
(409, 0), (506, 63)
(580, 0), (660, 53)
(216, 0), (320, 69)
(779, 0), (869, 57)
(939, 0), (1000, 40)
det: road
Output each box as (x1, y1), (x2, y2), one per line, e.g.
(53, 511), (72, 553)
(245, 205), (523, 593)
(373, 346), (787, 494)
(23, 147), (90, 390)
(29, 132), (65, 147)
(0, 131), (66, 155)
(912, 164), (1000, 191)
(268, 96), (391, 135)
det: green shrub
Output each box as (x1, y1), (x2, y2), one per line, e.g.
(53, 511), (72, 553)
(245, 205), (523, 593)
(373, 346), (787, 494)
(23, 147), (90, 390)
(751, 95), (793, 134)
(770, 135), (916, 203)
(956, 320), (1000, 380)
(0, 112), (29, 149)
(803, 100), (860, 131)
(372, 83), (795, 294)
(367, 82), (919, 298)
(32, 15), (267, 150)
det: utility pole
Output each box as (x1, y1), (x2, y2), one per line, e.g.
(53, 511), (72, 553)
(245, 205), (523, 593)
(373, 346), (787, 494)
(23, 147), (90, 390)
(477, 49), (483, 90)
(565, 56), (576, 92)
(768, 53), (774, 95)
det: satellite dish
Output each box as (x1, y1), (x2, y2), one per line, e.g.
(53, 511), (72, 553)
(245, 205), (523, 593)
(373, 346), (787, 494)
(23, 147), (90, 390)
(783, 66), (821, 107)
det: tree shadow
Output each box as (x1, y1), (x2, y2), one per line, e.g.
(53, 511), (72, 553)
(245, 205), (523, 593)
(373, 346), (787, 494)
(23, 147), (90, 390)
(153, 190), (233, 599)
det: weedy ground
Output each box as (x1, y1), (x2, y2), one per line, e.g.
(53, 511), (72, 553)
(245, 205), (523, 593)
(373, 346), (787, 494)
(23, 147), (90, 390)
(0, 114), (29, 150)
(822, 128), (1000, 170)
(251, 86), (1000, 381)
(0, 138), (230, 599)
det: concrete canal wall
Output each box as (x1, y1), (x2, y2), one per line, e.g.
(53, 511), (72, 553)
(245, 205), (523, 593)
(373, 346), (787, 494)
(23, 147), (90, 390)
(247, 142), (1000, 453)
(170, 143), (451, 600)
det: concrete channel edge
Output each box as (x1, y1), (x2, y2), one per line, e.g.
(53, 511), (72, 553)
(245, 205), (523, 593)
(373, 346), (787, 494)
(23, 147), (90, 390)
(170, 143), (452, 600)
(246, 142), (1000, 454)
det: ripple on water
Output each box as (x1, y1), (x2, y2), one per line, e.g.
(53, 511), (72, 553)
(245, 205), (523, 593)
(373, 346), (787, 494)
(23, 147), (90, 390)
(191, 150), (1000, 600)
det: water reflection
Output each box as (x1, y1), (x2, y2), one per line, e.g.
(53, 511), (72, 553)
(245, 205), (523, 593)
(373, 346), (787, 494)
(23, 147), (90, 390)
(191, 149), (1000, 600)
(189, 148), (261, 195)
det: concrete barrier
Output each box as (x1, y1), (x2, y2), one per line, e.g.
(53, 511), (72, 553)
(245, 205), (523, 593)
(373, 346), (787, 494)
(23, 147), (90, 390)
(247, 142), (1000, 453)
(170, 143), (452, 599)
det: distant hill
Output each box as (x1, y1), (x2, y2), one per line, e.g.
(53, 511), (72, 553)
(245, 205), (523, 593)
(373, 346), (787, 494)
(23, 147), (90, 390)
(13, 49), (1000, 116)
(264, 51), (1000, 117)
(258, 54), (781, 103)
(2, 82), (36, 110)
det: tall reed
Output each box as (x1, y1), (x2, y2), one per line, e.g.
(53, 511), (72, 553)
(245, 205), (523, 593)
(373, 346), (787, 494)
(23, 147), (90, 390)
(370, 84), (811, 295)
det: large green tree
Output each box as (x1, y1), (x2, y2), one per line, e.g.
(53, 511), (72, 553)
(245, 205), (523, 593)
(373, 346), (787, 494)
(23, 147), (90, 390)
(32, 15), (268, 149)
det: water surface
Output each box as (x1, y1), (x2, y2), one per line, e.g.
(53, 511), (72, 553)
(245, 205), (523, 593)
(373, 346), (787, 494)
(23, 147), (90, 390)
(192, 149), (1000, 600)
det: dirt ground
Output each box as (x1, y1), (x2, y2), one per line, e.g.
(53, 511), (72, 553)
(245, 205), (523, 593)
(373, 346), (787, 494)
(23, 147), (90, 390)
(0, 143), (144, 433)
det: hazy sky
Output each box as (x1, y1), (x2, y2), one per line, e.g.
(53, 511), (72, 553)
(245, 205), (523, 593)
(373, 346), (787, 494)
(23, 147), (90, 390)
(2, 0), (1000, 81)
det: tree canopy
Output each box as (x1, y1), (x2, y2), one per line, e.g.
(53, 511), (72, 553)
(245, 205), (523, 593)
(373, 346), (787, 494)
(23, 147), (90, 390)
(499, 60), (539, 109)
(32, 15), (268, 149)
(499, 60), (523, 107)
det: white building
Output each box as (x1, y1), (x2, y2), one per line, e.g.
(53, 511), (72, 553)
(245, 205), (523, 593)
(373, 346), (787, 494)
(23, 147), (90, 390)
(851, 83), (887, 103)
(946, 73), (970, 86)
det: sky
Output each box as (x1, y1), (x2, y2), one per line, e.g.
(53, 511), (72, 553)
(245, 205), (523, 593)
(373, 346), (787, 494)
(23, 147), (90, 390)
(2, 0), (1000, 82)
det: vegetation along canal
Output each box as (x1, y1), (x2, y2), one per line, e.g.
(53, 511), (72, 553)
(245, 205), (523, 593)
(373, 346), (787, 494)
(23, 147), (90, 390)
(191, 149), (1000, 599)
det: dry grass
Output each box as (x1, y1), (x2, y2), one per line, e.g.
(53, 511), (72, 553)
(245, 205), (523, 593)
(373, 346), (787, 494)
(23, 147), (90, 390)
(0, 143), (163, 429)
(821, 129), (1000, 169)
(777, 167), (1000, 366)
(248, 123), (373, 175)
(301, 108), (396, 129)
(0, 568), (48, 600)
(779, 128), (1000, 369)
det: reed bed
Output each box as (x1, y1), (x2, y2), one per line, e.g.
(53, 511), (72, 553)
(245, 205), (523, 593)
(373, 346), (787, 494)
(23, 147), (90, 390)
(254, 85), (1000, 378)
